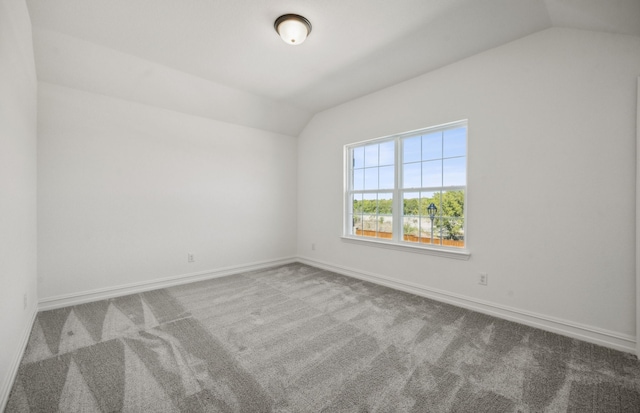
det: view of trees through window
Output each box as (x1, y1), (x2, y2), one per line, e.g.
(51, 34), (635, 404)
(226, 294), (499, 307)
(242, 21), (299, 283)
(401, 190), (464, 245)
(351, 190), (464, 245)
(346, 121), (467, 248)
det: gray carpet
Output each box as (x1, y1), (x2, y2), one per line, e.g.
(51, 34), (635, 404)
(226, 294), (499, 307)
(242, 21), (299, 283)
(5, 263), (640, 412)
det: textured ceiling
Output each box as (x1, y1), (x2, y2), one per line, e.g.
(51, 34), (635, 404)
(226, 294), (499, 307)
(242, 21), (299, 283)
(26, 0), (640, 117)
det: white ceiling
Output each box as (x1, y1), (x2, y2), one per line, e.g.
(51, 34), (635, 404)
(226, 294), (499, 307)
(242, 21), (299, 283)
(26, 0), (640, 116)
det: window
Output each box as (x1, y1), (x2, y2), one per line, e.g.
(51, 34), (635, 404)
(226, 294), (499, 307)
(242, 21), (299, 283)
(344, 121), (468, 255)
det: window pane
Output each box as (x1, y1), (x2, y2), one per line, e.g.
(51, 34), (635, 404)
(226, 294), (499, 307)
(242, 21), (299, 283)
(361, 193), (378, 237)
(441, 189), (465, 219)
(379, 165), (394, 189)
(443, 157), (466, 187)
(377, 193), (393, 239)
(439, 217), (465, 242)
(403, 192), (420, 242)
(353, 146), (364, 169)
(364, 167), (379, 190)
(423, 192), (441, 244)
(403, 162), (421, 188)
(403, 192), (420, 216)
(403, 217), (419, 241)
(443, 127), (466, 158)
(352, 193), (363, 236)
(353, 168), (364, 190)
(352, 193), (363, 214)
(422, 160), (442, 188)
(420, 191), (441, 218)
(379, 141), (395, 166)
(403, 136), (421, 163)
(378, 193), (393, 215)
(363, 193), (377, 207)
(422, 132), (442, 160)
(439, 190), (465, 246)
(364, 144), (379, 167)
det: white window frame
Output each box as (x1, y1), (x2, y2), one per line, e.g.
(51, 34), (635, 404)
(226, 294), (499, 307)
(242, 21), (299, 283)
(342, 120), (470, 260)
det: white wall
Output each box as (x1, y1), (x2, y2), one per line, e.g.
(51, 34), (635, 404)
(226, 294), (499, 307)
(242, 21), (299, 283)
(297, 28), (640, 352)
(32, 28), (312, 137)
(38, 83), (298, 301)
(0, 0), (38, 408)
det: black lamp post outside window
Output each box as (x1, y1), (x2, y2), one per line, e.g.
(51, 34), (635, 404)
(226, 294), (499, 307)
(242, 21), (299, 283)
(427, 203), (437, 244)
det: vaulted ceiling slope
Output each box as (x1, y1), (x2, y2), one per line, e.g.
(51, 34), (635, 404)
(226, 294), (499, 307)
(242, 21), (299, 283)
(26, 0), (640, 136)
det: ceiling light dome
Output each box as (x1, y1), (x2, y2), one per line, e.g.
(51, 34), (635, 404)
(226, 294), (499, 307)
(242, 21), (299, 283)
(274, 14), (312, 45)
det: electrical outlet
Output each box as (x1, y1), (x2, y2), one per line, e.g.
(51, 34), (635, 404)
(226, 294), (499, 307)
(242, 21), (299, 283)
(479, 273), (488, 286)
(187, 253), (195, 263)
(311, 243), (316, 251)
(23, 293), (27, 310)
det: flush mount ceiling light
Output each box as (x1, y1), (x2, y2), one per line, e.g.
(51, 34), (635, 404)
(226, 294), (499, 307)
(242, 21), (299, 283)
(274, 14), (312, 45)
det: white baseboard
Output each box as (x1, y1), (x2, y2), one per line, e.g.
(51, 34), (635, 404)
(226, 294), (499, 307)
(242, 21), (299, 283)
(34, 254), (638, 354)
(38, 256), (297, 311)
(0, 305), (37, 412)
(297, 256), (637, 355)
(12, 253), (631, 411)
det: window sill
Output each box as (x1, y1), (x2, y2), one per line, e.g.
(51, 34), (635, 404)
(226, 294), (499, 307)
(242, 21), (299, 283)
(340, 236), (471, 260)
